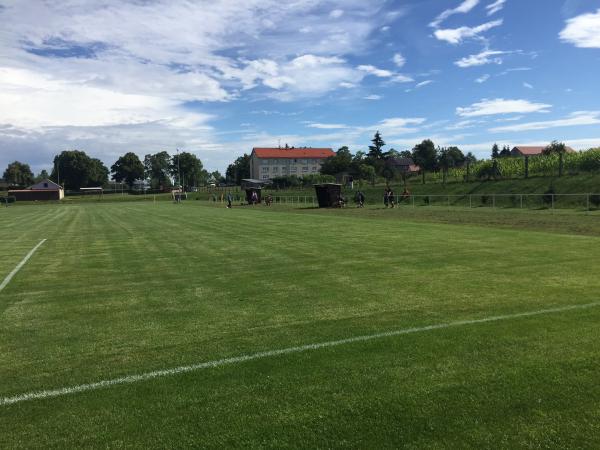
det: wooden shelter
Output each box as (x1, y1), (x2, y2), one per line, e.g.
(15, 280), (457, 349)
(314, 183), (342, 208)
(241, 179), (269, 204)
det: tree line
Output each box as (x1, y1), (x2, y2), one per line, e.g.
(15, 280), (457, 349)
(318, 131), (477, 184)
(2, 150), (223, 191)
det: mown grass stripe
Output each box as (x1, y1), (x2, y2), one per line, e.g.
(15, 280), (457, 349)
(0, 239), (46, 294)
(2, 300), (599, 407)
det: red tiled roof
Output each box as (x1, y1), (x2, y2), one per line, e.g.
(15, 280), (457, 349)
(253, 147), (334, 159)
(512, 145), (575, 155)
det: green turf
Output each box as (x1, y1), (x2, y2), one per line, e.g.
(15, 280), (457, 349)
(1, 202), (600, 448)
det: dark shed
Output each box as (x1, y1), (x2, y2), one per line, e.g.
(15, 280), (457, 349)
(241, 179), (269, 204)
(314, 183), (342, 208)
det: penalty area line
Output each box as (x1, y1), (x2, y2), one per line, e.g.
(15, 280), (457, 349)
(1, 300), (600, 406)
(0, 239), (46, 293)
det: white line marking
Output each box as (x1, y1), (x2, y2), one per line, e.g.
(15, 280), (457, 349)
(1, 300), (599, 406)
(0, 239), (46, 294)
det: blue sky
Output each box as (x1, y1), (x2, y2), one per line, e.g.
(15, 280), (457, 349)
(1, 0), (599, 174)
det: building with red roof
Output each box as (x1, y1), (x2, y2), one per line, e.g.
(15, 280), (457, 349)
(250, 147), (335, 180)
(511, 145), (575, 157)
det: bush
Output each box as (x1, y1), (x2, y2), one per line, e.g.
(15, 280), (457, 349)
(481, 195), (489, 205)
(1, 196), (16, 204)
(542, 186), (556, 206)
(589, 194), (600, 208)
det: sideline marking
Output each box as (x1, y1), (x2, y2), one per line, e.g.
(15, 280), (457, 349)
(1, 300), (599, 406)
(0, 239), (46, 294)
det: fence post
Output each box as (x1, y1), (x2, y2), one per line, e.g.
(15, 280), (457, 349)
(447, 195), (450, 207)
(520, 194), (523, 209)
(469, 195), (472, 208)
(412, 195), (415, 207)
(551, 194), (554, 210)
(492, 194), (495, 209)
(587, 193), (590, 212)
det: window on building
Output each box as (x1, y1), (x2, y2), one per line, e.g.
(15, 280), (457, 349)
(262, 166), (269, 173)
(290, 166), (297, 173)
(312, 166), (318, 172)
(262, 175), (269, 180)
(272, 167), (278, 173)
(302, 167), (308, 172)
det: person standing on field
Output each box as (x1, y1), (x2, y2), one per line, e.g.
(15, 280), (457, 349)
(227, 192), (233, 208)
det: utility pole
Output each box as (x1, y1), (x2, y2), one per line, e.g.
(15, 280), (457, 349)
(177, 148), (181, 189)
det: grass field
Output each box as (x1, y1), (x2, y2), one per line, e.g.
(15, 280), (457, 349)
(1, 202), (600, 448)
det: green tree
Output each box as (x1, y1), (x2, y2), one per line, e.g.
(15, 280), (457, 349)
(111, 152), (144, 188)
(225, 154), (250, 185)
(358, 164), (376, 184)
(445, 146), (465, 166)
(491, 143), (500, 159)
(3, 161), (34, 187)
(34, 169), (50, 183)
(170, 152), (207, 189)
(543, 141), (567, 155)
(51, 150), (106, 189)
(320, 146), (353, 175)
(412, 139), (437, 184)
(144, 151), (172, 189)
(89, 158), (109, 186)
(499, 145), (511, 157)
(211, 170), (225, 184)
(367, 131), (386, 160)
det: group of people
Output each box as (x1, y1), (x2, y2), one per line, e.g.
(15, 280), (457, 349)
(220, 187), (410, 209)
(384, 187), (411, 208)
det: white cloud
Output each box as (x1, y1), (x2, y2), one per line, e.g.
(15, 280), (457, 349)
(490, 111), (600, 132)
(475, 74), (490, 83)
(330, 9), (344, 18)
(0, 67), (219, 128)
(377, 117), (426, 136)
(392, 53), (406, 68)
(455, 49), (510, 67)
(498, 67), (531, 75)
(391, 74), (414, 83)
(445, 119), (480, 130)
(495, 115), (523, 122)
(415, 80), (434, 88)
(434, 20), (503, 44)
(306, 123), (349, 129)
(457, 98), (552, 117)
(486, 0), (506, 16)
(264, 55), (365, 100)
(357, 65), (393, 77)
(560, 9), (600, 48)
(364, 95), (382, 100)
(430, 0), (480, 28)
(0, 0), (394, 172)
(523, 82), (533, 89)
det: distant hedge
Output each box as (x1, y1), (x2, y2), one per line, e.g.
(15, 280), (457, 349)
(448, 148), (600, 180)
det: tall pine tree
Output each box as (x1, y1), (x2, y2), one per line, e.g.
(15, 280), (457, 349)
(368, 131), (386, 160)
(491, 143), (500, 159)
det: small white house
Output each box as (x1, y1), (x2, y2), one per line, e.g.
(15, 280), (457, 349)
(9, 178), (64, 201)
